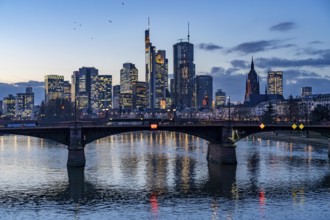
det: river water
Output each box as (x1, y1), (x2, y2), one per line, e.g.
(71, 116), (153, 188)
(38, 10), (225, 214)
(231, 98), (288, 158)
(0, 132), (329, 219)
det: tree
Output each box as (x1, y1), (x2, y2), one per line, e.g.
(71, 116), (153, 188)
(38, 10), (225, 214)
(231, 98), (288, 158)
(39, 98), (74, 122)
(310, 105), (329, 124)
(261, 102), (276, 124)
(287, 95), (299, 122)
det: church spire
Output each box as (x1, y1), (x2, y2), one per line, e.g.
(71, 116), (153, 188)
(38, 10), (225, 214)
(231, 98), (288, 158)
(251, 56), (254, 71)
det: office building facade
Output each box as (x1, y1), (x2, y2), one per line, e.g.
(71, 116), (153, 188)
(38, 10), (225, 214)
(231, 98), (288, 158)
(45, 75), (64, 103)
(215, 89), (226, 108)
(194, 75), (213, 108)
(173, 41), (195, 109)
(120, 63), (138, 110)
(267, 71), (283, 95)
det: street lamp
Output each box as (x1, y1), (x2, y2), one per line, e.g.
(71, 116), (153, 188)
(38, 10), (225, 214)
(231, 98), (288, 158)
(227, 96), (231, 122)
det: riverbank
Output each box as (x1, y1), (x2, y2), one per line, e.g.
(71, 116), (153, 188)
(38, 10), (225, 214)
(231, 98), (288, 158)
(252, 131), (329, 146)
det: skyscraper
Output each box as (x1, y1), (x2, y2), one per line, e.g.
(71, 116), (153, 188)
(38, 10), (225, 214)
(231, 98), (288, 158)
(45, 75), (64, 103)
(71, 67), (98, 112)
(194, 75), (213, 108)
(97, 75), (112, 110)
(267, 71), (283, 95)
(155, 50), (168, 109)
(173, 34), (195, 109)
(245, 58), (260, 102)
(120, 63), (138, 110)
(145, 28), (156, 109)
(145, 26), (168, 109)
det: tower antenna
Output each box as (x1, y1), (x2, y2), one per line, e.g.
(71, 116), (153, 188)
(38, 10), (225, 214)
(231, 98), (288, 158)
(187, 22), (190, 42)
(148, 17), (150, 30)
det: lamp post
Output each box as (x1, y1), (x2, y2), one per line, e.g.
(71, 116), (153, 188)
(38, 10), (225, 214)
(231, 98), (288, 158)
(228, 96), (231, 121)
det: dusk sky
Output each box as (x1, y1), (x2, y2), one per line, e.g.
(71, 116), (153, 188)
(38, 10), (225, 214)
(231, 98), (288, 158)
(0, 0), (330, 102)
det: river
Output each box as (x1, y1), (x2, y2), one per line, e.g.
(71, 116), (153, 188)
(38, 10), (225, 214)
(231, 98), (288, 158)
(0, 132), (329, 219)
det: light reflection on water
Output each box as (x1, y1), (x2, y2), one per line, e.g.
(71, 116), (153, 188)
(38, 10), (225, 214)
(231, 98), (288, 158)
(0, 132), (329, 219)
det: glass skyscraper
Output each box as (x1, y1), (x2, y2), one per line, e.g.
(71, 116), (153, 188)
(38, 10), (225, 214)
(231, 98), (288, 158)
(145, 28), (168, 109)
(267, 71), (283, 95)
(120, 63), (138, 110)
(71, 67), (98, 112)
(173, 41), (195, 109)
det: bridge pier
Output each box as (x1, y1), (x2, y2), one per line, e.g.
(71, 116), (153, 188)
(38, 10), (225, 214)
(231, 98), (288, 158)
(207, 143), (237, 165)
(67, 127), (86, 167)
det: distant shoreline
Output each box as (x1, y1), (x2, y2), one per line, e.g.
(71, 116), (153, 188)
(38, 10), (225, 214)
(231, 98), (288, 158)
(252, 131), (328, 146)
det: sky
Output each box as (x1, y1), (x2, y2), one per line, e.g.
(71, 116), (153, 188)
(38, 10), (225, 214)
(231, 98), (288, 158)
(0, 0), (330, 103)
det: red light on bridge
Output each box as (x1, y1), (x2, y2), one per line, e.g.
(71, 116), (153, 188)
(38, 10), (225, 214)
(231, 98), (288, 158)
(150, 124), (158, 129)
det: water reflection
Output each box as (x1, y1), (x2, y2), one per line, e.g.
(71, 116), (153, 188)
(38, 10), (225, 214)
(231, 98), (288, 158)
(205, 163), (237, 198)
(1, 133), (330, 219)
(67, 167), (84, 203)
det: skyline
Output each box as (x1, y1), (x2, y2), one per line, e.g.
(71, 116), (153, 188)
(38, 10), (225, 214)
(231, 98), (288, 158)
(0, 0), (330, 102)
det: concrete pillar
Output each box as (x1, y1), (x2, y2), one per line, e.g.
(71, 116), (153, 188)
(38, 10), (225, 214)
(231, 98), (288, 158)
(207, 143), (237, 165)
(67, 167), (84, 202)
(67, 127), (86, 167)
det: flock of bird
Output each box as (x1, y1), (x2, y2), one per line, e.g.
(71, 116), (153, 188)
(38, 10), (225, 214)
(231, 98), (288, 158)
(72, 2), (125, 40)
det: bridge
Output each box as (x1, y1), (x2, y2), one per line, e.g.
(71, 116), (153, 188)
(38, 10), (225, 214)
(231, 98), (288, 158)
(1, 121), (330, 167)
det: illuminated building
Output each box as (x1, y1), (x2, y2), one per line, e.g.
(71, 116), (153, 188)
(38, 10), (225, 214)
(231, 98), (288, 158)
(45, 75), (64, 103)
(71, 67), (98, 112)
(63, 81), (71, 101)
(301, 86), (312, 96)
(173, 30), (195, 109)
(113, 85), (120, 109)
(120, 63), (138, 109)
(15, 86), (34, 118)
(145, 28), (155, 108)
(245, 58), (260, 102)
(155, 50), (169, 109)
(215, 89), (226, 108)
(194, 75), (213, 108)
(97, 75), (112, 110)
(3, 94), (16, 116)
(145, 27), (168, 109)
(267, 71), (283, 95)
(133, 81), (147, 110)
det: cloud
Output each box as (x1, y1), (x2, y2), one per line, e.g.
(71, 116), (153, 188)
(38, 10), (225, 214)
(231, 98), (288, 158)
(255, 54), (330, 68)
(230, 60), (247, 68)
(270, 22), (296, 32)
(228, 40), (295, 55)
(309, 41), (323, 45)
(197, 43), (223, 51)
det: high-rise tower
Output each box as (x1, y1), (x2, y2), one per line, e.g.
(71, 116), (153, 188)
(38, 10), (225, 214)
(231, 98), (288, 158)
(267, 71), (283, 95)
(145, 20), (168, 109)
(173, 24), (195, 109)
(244, 58), (260, 102)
